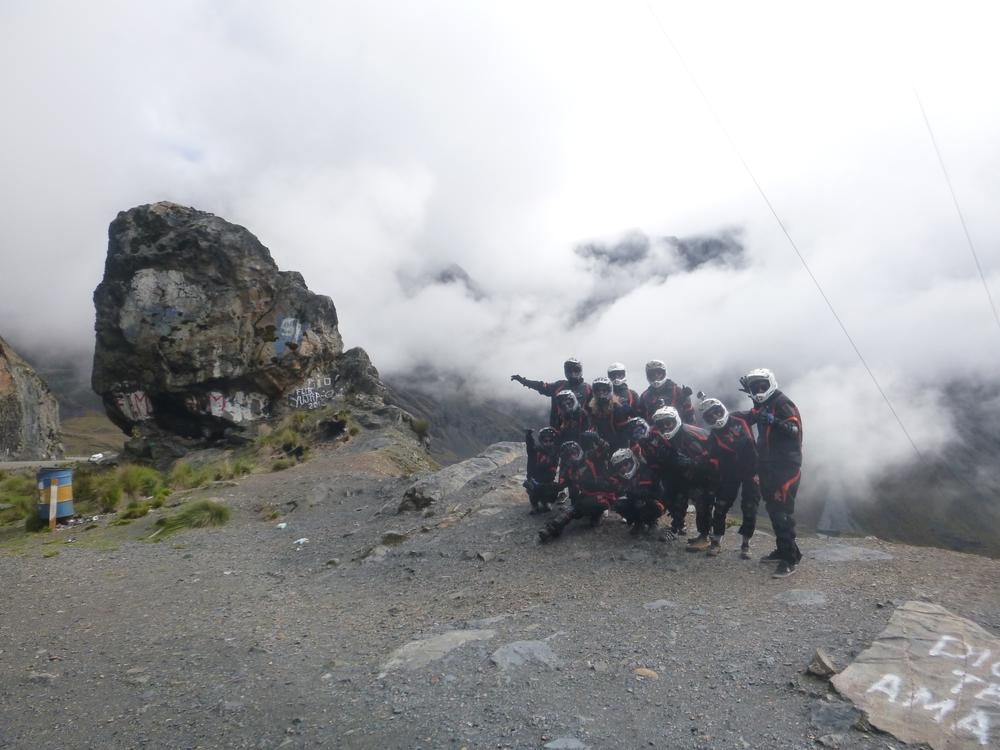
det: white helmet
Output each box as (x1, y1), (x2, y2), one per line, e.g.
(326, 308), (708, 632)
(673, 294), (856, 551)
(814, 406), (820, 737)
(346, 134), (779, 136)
(741, 368), (778, 405)
(697, 397), (729, 430)
(592, 376), (613, 397)
(610, 448), (639, 479)
(556, 389), (580, 412)
(607, 362), (628, 387)
(651, 406), (682, 439)
(645, 359), (668, 388)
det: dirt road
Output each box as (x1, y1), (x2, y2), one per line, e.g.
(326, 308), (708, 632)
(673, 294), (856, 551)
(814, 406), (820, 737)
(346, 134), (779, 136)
(2, 435), (998, 749)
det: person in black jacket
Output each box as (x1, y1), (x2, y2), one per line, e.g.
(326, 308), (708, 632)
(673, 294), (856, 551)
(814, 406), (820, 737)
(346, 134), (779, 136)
(538, 441), (617, 543)
(626, 416), (677, 539)
(697, 397), (760, 559)
(511, 357), (592, 427)
(586, 376), (631, 448)
(638, 359), (695, 423)
(651, 406), (718, 549)
(523, 427), (561, 513)
(610, 447), (665, 535)
(737, 368), (803, 578)
(554, 390), (591, 442)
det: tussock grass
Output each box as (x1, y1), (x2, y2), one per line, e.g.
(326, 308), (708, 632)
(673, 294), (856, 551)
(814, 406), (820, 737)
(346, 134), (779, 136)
(167, 462), (214, 490)
(0, 474), (37, 525)
(152, 500), (230, 539)
(410, 417), (430, 439)
(119, 500), (151, 520)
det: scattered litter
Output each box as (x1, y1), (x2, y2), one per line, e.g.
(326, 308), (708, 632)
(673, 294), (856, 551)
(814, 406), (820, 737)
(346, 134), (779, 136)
(276, 522), (288, 529)
(634, 667), (659, 680)
(293, 538), (309, 546)
(223, 570), (233, 576)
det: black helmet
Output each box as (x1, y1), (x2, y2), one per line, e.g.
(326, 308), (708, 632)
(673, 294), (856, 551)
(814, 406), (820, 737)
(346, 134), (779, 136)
(537, 427), (559, 447)
(559, 440), (584, 464)
(627, 417), (650, 441)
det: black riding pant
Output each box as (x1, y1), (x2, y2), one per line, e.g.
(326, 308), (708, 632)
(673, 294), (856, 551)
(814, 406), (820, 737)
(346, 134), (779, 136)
(711, 473), (761, 538)
(760, 464), (802, 563)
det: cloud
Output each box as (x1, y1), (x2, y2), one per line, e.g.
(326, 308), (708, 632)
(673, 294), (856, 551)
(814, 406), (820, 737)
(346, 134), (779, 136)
(2, 1), (1000, 524)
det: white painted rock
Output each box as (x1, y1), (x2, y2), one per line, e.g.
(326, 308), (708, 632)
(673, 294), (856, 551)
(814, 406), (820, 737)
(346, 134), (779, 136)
(809, 545), (893, 562)
(490, 640), (559, 670)
(380, 629), (495, 673)
(832, 601), (1000, 749)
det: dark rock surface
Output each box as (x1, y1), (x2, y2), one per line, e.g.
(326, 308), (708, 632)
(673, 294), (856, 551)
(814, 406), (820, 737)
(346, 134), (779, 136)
(0, 334), (62, 459)
(1, 436), (998, 749)
(91, 202), (384, 459)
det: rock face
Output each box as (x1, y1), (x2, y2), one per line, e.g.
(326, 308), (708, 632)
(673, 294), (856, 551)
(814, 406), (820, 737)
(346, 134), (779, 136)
(92, 202), (383, 457)
(0, 335), (63, 460)
(398, 441), (523, 511)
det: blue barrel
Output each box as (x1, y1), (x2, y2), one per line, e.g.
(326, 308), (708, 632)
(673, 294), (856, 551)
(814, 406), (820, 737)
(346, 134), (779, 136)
(36, 468), (75, 521)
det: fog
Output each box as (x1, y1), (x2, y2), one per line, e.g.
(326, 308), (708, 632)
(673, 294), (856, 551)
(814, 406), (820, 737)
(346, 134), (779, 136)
(2, 1), (1000, 506)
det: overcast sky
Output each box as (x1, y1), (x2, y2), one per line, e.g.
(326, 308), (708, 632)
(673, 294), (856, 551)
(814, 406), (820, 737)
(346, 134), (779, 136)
(2, 1), (999, 500)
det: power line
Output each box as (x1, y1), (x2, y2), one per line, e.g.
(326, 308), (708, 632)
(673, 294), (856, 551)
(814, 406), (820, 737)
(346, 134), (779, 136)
(643, 3), (929, 462)
(915, 91), (1000, 338)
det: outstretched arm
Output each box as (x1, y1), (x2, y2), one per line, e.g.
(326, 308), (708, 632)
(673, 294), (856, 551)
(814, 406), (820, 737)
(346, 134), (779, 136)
(511, 374), (551, 395)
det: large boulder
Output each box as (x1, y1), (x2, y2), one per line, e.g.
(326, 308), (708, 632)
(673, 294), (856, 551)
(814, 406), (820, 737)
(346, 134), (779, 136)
(92, 202), (384, 457)
(0, 335), (62, 460)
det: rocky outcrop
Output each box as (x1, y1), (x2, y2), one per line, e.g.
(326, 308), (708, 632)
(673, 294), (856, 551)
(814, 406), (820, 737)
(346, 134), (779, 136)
(92, 202), (385, 459)
(398, 441), (523, 511)
(0, 335), (62, 459)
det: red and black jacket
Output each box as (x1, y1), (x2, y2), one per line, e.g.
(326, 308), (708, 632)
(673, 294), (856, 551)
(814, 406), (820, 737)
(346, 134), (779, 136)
(585, 397), (632, 448)
(638, 380), (695, 423)
(526, 438), (559, 485)
(739, 391), (802, 469)
(708, 415), (758, 477)
(519, 377), (593, 428)
(612, 385), (640, 412)
(559, 457), (617, 507)
(664, 424), (719, 486)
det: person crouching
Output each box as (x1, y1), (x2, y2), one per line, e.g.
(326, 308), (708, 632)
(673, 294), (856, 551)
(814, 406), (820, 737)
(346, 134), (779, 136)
(538, 440), (617, 543)
(610, 447), (665, 536)
(523, 427), (561, 514)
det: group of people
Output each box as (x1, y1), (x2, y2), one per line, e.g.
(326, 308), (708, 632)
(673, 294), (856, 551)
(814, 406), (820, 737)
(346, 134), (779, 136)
(511, 358), (804, 578)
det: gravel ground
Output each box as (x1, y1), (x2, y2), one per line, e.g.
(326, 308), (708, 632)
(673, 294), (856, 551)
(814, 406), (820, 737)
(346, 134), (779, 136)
(2, 432), (999, 750)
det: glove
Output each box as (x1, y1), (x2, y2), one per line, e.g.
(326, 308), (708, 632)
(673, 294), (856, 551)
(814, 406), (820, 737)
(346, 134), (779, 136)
(681, 386), (693, 398)
(523, 478), (539, 492)
(511, 374), (524, 383)
(524, 428), (533, 440)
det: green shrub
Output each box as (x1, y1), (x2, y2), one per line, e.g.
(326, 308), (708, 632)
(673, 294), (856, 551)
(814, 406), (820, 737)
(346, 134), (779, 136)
(24, 512), (46, 533)
(168, 462), (214, 490)
(119, 500), (151, 520)
(410, 417), (430, 438)
(0, 474), (37, 525)
(231, 458), (254, 476)
(152, 500), (230, 538)
(271, 458), (295, 472)
(118, 465), (165, 499)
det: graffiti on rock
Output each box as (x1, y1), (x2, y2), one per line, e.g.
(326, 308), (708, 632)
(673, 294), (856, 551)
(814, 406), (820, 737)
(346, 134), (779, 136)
(288, 375), (335, 410)
(114, 389), (153, 421)
(206, 390), (269, 423)
(274, 316), (305, 356)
